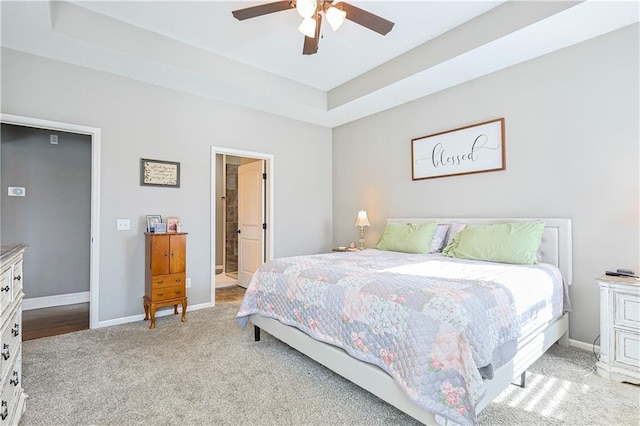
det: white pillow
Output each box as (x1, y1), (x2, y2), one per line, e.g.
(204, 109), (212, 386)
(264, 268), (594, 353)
(444, 222), (467, 247)
(429, 224), (449, 253)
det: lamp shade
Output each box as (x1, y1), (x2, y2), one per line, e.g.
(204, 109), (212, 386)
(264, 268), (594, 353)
(326, 5), (346, 31)
(355, 210), (370, 227)
(298, 17), (317, 38)
(296, 0), (317, 18)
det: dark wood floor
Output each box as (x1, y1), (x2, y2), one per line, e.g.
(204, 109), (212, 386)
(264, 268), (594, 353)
(22, 287), (246, 341)
(22, 303), (89, 341)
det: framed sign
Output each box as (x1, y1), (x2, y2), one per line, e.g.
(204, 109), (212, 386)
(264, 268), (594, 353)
(140, 158), (180, 188)
(411, 118), (505, 180)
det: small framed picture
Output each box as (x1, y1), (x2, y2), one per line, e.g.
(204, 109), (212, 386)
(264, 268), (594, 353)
(154, 223), (167, 233)
(146, 215), (162, 233)
(166, 216), (180, 233)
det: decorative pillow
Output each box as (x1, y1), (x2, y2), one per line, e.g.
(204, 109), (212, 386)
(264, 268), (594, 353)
(443, 221), (545, 265)
(375, 222), (437, 254)
(444, 222), (467, 247)
(428, 224), (449, 253)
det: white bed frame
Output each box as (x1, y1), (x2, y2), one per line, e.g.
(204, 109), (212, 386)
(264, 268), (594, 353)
(249, 218), (572, 425)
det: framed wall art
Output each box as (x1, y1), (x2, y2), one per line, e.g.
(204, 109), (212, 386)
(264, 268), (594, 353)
(140, 158), (181, 188)
(411, 118), (505, 181)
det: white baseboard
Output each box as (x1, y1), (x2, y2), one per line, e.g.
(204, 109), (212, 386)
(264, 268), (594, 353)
(569, 338), (599, 353)
(95, 302), (212, 329)
(23, 291), (90, 311)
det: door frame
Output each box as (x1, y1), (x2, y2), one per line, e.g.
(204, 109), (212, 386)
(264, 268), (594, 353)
(0, 113), (101, 329)
(210, 147), (274, 305)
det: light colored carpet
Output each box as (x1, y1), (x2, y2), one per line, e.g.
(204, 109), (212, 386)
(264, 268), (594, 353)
(22, 303), (639, 425)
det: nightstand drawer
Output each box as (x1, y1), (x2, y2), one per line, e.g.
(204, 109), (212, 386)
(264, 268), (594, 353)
(615, 292), (640, 329)
(615, 329), (640, 367)
(150, 285), (185, 301)
(152, 274), (185, 289)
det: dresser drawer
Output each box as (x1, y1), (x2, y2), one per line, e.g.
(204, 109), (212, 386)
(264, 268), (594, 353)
(615, 291), (640, 330)
(151, 274), (185, 289)
(0, 308), (21, 384)
(0, 353), (20, 426)
(614, 329), (640, 368)
(10, 262), (22, 299)
(150, 285), (185, 301)
(0, 271), (11, 315)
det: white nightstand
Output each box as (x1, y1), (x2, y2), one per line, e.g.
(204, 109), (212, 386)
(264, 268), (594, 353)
(596, 274), (640, 384)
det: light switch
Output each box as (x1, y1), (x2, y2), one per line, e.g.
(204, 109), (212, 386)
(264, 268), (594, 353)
(116, 219), (131, 231)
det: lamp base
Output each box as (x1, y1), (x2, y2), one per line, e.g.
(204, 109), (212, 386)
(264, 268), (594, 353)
(359, 227), (365, 250)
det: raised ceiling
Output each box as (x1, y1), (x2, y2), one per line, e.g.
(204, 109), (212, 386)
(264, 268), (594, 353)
(1, 1), (638, 127)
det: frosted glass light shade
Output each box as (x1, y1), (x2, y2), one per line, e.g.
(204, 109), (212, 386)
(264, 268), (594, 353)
(298, 17), (317, 38)
(296, 0), (317, 18)
(326, 6), (346, 31)
(355, 210), (370, 227)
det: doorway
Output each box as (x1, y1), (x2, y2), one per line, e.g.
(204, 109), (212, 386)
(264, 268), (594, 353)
(0, 113), (101, 329)
(211, 148), (273, 303)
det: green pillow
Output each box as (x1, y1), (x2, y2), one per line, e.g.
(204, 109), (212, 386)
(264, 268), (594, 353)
(375, 222), (437, 254)
(443, 222), (544, 264)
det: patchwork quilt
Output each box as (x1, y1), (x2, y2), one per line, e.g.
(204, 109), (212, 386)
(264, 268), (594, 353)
(236, 249), (565, 424)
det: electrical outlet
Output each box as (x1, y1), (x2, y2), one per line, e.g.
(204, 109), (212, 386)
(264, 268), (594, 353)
(116, 219), (131, 231)
(186, 278), (191, 288)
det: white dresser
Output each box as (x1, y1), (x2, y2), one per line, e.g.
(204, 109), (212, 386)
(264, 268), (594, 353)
(596, 274), (640, 384)
(0, 245), (27, 425)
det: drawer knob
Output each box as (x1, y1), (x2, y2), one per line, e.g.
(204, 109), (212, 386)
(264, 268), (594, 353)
(1, 400), (7, 420)
(9, 371), (19, 386)
(11, 323), (19, 337)
(2, 343), (9, 361)
(0, 286), (9, 293)
(157, 293), (164, 297)
(14, 275), (21, 281)
(175, 291), (182, 295)
(157, 280), (164, 284)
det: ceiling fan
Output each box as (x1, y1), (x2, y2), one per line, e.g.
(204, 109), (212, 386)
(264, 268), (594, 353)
(232, 1), (395, 55)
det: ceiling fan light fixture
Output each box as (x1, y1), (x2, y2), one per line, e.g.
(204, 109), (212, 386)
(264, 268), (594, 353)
(325, 5), (346, 31)
(296, 0), (317, 19)
(298, 17), (317, 38)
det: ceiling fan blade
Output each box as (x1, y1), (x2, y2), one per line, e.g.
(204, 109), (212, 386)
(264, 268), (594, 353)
(302, 14), (322, 55)
(232, 1), (293, 21)
(341, 2), (394, 36)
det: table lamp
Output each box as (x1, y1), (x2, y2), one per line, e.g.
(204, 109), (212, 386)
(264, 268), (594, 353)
(355, 210), (370, 250)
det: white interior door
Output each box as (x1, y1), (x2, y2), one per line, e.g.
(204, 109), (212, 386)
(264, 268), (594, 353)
(238, 160), (265, 288)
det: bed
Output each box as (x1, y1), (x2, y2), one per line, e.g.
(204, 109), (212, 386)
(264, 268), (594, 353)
(236, 218), (572, 425)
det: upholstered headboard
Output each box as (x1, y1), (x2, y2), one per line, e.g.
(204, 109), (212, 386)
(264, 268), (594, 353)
(387, 218), (573, 285)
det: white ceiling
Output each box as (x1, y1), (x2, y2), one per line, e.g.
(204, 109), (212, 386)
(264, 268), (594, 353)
(72, 0), (505, 91)
(1, 1), (638, 128)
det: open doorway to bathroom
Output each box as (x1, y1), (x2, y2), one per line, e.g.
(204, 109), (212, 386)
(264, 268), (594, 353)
(212, 147), (274, 304)
(215, 154), (242, 288)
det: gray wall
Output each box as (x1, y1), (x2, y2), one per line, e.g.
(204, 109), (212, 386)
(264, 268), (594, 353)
(1, 48), (333, 322)
(332, 24), (639, 345)
(1, 124), (91, 298)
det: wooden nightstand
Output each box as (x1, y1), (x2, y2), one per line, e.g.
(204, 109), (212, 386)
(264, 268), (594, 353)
(596, 274), (640, 384)
(143, 233), (188, 329)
